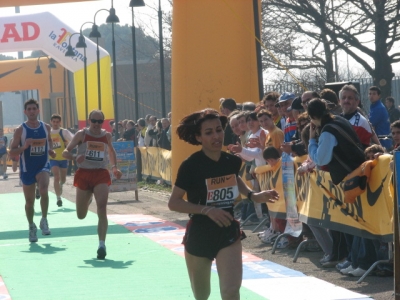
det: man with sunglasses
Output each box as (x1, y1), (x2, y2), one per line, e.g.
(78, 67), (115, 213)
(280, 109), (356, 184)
(63, 110), (122, 259)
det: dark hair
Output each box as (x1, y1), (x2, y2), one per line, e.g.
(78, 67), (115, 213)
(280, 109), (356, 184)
(262, 91), (280, 103)
(369, 86), (381, 95)
(307, 98), (334, 128)
(364, 144), (385, 156)
(109, 120), (115, 126)
(257, 109), (272, 119)
(156, 120), (162, 130)
(88, 109), (105, 119)
(137, 118), (146, 127)
(24, 99), (39, 110)
(320, 88), (338, 105)
(50, 114), (61, 121)
(227, 109), (240, 121)
(221, 98), (237, 112)
(263, 146), (281, 160)
(391, 120), (400, 130)
(386, 96), (395, 104)
(176, 108), (227, 145)
(246, 111), (258, 122)
(127, 120), (135, 127)
(242, 101), (256, 111)
(236, 103), (243, 111)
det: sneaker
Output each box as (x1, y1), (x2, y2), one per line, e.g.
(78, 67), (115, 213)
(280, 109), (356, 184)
(320, 254), (331, 264)
(39, 218), (51, 235)
(57, 197), (63, 207)
(340, 265), (356, 275)
(97, 246), (107, 259)
(336, 260), (352, 271)
(276, 236), (289, 249)
(260, 229), (280, 244)
(3, 174), (8, 179)
(29, 223), (38, 242)
(35, 186), (40, 199)
(348, 267), (367, 277)
(321, 258), (343, 268)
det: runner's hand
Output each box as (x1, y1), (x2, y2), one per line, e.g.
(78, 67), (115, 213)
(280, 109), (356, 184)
(48, 149), (56, 159)
(252, 190), (279, 203)
(206, 208), (233, 227)
(113, 168), (122, 179)
(23, 138), (33, 150)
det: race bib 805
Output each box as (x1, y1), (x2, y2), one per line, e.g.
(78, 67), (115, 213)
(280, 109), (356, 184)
(205, 174), (239, 209)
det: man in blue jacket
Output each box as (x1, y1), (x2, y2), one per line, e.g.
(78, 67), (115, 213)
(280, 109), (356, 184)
(369, 86), (392, 150)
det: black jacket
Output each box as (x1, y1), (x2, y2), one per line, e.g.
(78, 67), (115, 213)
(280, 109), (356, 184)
(321, 116), (366, 185)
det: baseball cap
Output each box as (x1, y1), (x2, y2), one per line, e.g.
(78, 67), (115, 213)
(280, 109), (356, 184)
(287, 97), (303, 111)
(278, 92), (295, 103)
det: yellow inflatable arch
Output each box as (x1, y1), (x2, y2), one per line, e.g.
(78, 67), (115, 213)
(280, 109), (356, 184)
(0, 11), (113, 130)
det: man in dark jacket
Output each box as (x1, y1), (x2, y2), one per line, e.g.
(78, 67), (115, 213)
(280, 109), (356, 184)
(158, 118), (171, 150)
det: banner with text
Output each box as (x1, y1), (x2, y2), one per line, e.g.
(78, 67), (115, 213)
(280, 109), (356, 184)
(109, 141), (137, 192)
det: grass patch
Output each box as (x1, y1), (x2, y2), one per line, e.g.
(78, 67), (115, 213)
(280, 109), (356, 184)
(137, 180), (172, 193)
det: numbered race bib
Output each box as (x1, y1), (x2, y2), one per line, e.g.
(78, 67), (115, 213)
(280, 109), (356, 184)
(205, 174), (239, 209)
(52, 137), (62, 149)
(30, 138), (46, 156)
(85, 141), (105, 162)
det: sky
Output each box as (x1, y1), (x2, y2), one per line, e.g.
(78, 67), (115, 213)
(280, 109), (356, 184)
(0, 0), (170, 58)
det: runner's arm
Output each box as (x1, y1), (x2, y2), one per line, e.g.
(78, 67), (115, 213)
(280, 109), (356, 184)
(62, 130), (83, 160)
(9, 126), (29, 156)
(237, 176), (279, 203)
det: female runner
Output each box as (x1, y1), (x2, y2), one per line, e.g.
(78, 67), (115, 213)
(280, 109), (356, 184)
(168, 109), (279, 300)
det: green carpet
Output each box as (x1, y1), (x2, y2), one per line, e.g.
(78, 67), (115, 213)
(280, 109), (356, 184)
(0, 193), (264, 300)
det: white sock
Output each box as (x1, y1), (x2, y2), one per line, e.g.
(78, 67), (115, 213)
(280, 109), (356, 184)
(99, 240), (105, 248)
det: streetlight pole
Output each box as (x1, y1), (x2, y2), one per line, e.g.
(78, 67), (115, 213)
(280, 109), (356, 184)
(130, 0), (145, 121)
(107, 0), (120, 139)
(66, 32), (87, 126)
(158, 0), (166, 117)
(34, 55), (57, 97)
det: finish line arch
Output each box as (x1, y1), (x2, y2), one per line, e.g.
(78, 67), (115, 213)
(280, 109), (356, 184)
(0, 11), (113, 129)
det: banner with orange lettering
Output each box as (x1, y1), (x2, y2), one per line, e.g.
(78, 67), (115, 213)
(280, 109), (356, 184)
(255, 155), (393, 242)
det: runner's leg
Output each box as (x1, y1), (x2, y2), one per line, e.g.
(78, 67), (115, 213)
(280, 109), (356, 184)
(23, 183), (36, 224)
(51, 165), (61, 197)
(93, 183), (109, 241)
(185, 250), (212, 300)
(76, 187), (93, 219)
(36, 171), (50, 218)
(215, 239), (242, 300)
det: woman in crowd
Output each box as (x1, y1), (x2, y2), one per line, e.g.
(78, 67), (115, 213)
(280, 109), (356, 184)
(168, 108), (279, 300)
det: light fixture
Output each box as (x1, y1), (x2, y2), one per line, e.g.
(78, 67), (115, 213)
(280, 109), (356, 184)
(129, 0), (145, 7)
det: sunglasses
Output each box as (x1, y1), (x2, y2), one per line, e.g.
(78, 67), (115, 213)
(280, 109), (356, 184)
(90, 119), (104, 124)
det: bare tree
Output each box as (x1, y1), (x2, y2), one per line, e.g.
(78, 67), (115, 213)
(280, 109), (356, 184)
(262, 0), (400, 99)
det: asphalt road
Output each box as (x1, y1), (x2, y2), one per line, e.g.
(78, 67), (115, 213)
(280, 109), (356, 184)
(0, 171), (394, 300)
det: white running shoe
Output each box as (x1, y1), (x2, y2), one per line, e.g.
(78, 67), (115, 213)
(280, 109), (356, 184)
(39, 218), (51, 235)
(340, 265), (356, 275)
(260, 228), (280, 244)
(29, 223), (38, 242)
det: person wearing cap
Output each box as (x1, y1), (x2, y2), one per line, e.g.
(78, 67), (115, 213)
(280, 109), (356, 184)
(287, 96), (304, 123)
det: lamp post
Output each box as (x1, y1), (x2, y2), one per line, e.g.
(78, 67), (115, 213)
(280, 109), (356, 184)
(34, 55), (57, 95)
(129, 0), (145, 121)
(89, 15), (104, 109)
(157, 0), (166, 117)
(65, 31), (88, 126)
(108, 0), (120, 139)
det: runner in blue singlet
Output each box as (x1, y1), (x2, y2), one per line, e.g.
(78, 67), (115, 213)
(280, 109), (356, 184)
(9, 99), (56, 243)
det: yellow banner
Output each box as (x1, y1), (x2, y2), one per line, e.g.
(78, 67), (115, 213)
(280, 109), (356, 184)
(255, 155), (393, 242)
(139, 147), (172, 184)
